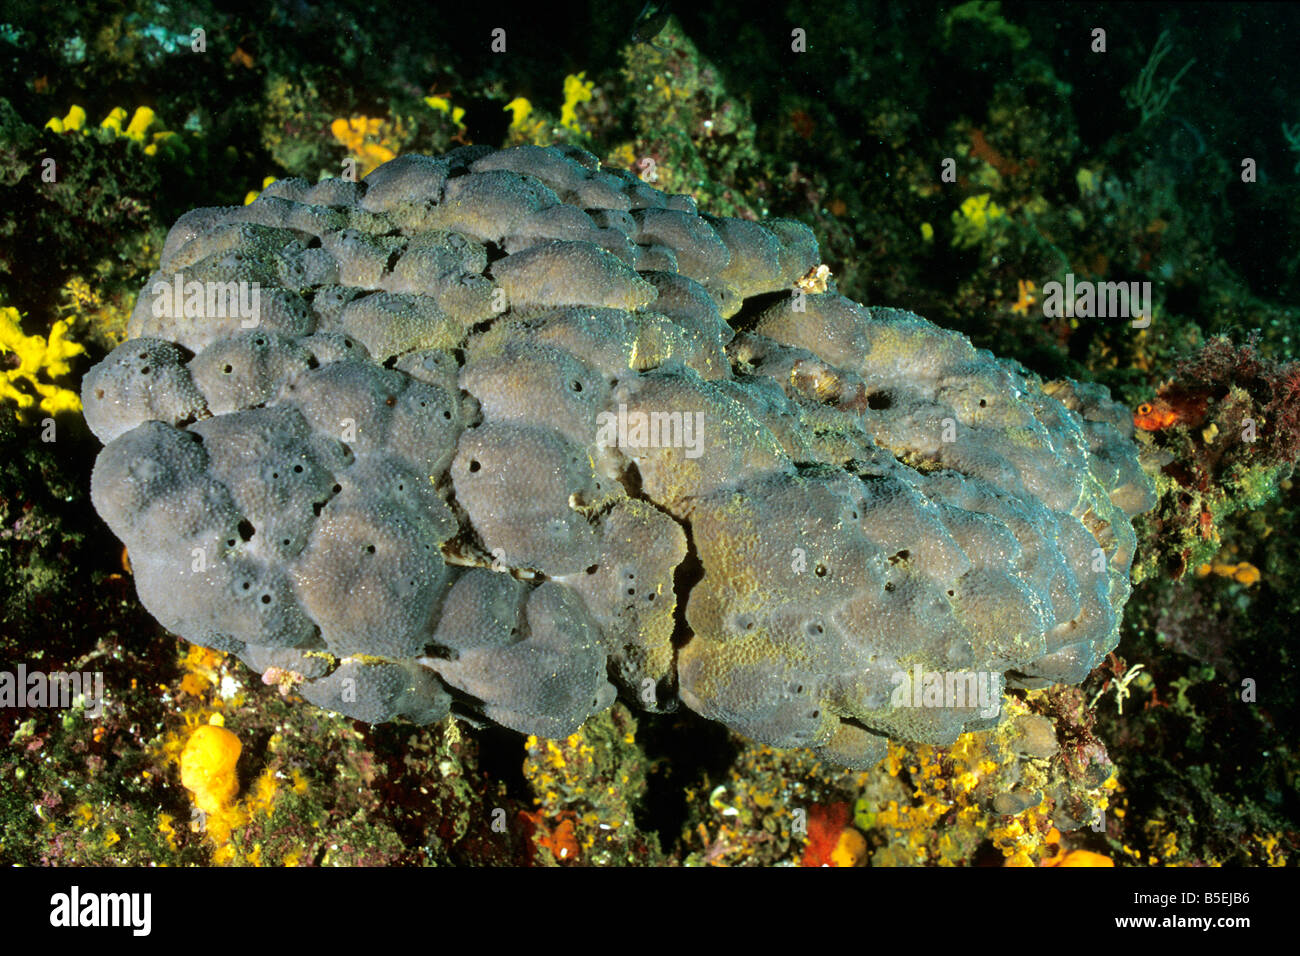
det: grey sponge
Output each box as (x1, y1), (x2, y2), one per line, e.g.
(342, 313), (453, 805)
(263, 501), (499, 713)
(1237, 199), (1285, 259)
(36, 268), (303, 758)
(82, 146), (1155, 757)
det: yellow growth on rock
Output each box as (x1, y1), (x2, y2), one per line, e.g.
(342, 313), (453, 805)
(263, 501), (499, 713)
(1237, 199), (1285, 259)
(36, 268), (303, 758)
(1196, 560), (1260, 586)
(47, 105), (173, 154)
(830, 826), (869, 866)
(0, 306), (84, 417)
(243, 176), (278, 206)
(951, 193), (1006, 248)
(44, 104), (87, 133)
(180, 723), (242, 817)
(560, 73), (595, 132)
(330, 115), (399, 177)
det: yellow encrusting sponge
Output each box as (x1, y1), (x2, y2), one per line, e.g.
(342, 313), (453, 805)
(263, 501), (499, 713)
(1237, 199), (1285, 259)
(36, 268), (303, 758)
(180, 723), (242, 816)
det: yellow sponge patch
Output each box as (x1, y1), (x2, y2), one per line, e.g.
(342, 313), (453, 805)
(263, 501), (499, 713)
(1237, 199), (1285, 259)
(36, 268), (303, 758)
(180, 723), (242, 816)
(0, 307), (85, 418)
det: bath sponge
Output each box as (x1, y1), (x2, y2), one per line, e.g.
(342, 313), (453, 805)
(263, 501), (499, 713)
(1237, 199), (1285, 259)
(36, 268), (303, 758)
(83, 145), (1154, 764)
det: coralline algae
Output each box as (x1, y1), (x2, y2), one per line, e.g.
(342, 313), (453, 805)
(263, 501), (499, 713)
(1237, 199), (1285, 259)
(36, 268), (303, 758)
(82, 144), (1155, 767)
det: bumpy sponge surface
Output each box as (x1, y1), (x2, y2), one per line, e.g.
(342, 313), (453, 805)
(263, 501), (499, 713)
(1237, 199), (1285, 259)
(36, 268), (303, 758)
(84, 145), (1154, 767)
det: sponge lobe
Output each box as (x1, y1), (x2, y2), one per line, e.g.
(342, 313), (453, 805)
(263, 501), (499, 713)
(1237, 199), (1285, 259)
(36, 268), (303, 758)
(425, 579), (616, 738)
(450, 423), (602, 576)
(84, 145), (1154, 756)
(81, 338), (208, 442)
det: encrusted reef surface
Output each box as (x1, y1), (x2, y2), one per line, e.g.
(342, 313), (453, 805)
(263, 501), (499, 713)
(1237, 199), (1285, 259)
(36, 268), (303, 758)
(82, 145), (1155, 769)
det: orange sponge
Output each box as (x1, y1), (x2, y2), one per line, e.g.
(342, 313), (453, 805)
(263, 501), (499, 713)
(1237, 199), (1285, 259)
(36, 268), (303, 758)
(180, 724), (241, 815)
